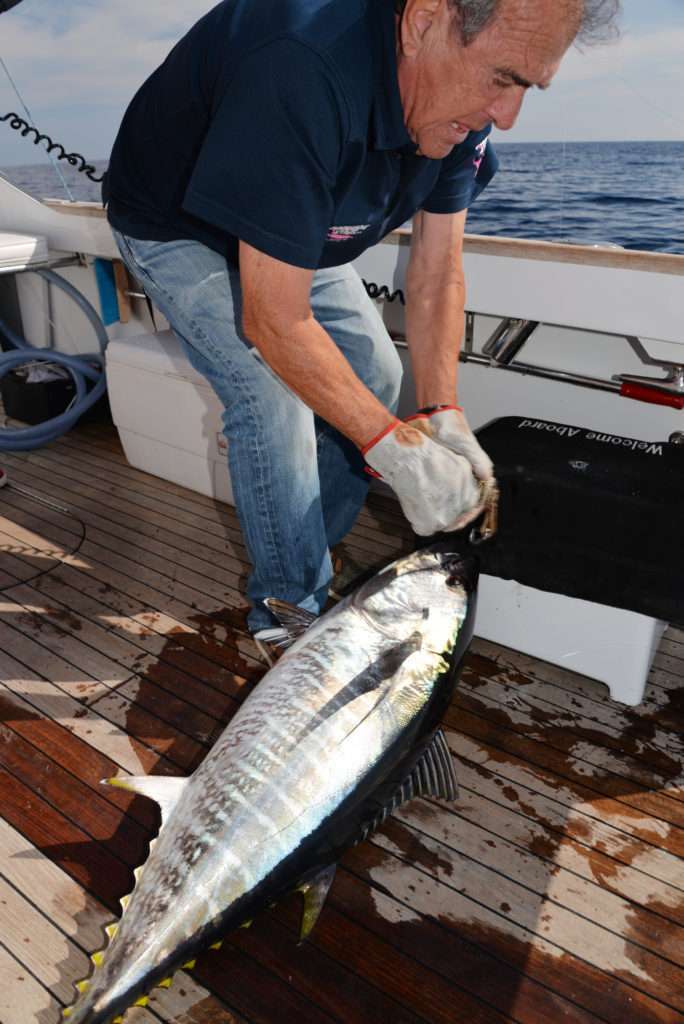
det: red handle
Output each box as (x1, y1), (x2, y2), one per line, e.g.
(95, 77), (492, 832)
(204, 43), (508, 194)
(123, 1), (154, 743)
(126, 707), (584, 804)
(620, 381), (684, 410)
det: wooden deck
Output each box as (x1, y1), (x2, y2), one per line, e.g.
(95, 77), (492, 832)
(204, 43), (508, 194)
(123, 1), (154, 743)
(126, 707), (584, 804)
(0, 422), (682, 1024)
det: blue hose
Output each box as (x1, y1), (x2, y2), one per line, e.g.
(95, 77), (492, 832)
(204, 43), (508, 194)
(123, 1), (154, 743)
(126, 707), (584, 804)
(0, 268), (109, 450)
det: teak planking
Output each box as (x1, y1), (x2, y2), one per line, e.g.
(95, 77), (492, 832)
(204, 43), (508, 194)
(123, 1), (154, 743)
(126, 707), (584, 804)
(0, 419), (682, 1024)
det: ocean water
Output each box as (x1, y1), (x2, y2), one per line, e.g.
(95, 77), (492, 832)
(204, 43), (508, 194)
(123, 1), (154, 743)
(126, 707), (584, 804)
(470, 140), (684, 255)
(1, 140), (682, 254)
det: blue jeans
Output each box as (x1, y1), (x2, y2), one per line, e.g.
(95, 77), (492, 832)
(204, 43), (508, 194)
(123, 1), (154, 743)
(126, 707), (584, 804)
(112, 231), (402, 632)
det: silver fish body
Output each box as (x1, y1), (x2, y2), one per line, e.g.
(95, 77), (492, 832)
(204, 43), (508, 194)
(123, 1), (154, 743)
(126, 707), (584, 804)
(65, 543), (478, 1023)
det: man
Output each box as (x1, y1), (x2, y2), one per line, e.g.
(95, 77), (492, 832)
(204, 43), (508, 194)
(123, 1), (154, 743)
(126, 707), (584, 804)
(104, 0), (618, 660)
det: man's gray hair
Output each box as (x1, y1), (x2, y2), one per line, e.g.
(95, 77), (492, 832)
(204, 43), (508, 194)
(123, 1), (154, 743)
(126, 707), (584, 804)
(395, 0), (621, 47)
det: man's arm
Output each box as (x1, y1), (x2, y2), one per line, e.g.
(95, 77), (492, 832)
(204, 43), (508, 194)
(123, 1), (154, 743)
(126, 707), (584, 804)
(405, 208), (467, 408)
(239, 240), (395, 449)
(404, 207), (497, 536)
(239, 238), (483, 536)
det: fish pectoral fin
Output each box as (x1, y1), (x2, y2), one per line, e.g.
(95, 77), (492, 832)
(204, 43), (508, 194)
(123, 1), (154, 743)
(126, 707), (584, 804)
(298, 864), (337, 942)
(264, 598), (318, 640)
(359, 730), (458, 842)
(103, 774), (189, 828)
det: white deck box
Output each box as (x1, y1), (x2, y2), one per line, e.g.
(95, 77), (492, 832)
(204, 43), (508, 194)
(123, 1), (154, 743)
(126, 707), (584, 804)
(475, 576), (666, 706)
(105, 330), (234, 505)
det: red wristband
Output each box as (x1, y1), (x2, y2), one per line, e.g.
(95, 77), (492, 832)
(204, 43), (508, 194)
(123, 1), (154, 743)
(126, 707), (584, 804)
(360, 418), (401, 457)
(405, 404), (462, 423)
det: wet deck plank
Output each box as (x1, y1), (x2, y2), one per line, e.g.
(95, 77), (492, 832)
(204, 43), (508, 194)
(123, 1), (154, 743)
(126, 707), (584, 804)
(0, 421), (682, 1024)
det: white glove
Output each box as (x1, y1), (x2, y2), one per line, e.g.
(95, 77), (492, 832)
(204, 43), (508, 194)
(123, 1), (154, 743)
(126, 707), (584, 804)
(405, 405), (494, 482)
(363, 420), (484, 536)
(405, 405), (499, 540)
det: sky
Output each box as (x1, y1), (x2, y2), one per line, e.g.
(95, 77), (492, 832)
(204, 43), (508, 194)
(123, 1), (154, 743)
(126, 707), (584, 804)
(0, 0), (682, 167)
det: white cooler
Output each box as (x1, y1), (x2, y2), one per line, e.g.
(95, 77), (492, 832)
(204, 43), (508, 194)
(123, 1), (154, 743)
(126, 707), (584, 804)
(106, 330), (234, 504)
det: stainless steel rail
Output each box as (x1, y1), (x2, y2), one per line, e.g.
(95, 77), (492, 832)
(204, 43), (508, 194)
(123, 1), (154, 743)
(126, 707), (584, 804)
(390, 327), (621, 394)
(390, 312), (684, 398)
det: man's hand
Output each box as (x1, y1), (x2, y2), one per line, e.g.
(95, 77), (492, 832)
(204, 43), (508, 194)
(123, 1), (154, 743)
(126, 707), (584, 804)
(406, 405), (494, 482)
(362, 420), (483, 536)
(405, 405), (499, 541)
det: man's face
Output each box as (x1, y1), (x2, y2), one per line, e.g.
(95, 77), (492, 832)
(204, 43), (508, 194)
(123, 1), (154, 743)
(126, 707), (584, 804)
(397, 0), (581, 159)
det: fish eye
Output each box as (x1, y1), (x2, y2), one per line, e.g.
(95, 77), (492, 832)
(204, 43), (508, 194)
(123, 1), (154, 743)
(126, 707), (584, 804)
(442, 553), (478, 590)
(443, 555), (464, 577)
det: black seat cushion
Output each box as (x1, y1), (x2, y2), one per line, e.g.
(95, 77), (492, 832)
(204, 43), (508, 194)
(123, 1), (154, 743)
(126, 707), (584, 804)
(464, 416), (683, 622)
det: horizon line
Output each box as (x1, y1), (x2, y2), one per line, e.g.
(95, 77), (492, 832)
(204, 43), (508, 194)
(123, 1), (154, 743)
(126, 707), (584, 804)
(0, 138), (682, 170)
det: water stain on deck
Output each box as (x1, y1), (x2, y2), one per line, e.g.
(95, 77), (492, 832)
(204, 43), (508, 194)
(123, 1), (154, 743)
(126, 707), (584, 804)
(361, 834), (682, 1022)
(119, 606), (266, 777)
(167, 996), (245, 1024)
(466, 651), (684, 784)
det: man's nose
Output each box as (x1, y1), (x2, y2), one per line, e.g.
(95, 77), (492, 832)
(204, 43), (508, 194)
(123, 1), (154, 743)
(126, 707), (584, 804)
(486, 86), (526, 131)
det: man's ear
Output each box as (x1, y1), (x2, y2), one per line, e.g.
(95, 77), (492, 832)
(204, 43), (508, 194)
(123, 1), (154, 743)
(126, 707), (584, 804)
(399, 0), (443, 58)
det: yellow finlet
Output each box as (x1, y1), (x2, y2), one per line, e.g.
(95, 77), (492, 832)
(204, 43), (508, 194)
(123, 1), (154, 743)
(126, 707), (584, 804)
(210, 940), (223, 950)
(158, 977), (173, 989)
(62, 1010), (73, 1019)
(75, 980), (90, 994)
(240, 919), (253, 929)
(91, 951), (105, 967)
(103, 776), (128, 789)
(105, 923), (118, 940)
(183, 958), (196, 970)
(112, 1017), (124, 1024)
(133, 996), (149, 1007)
(120, 894), (130, 910)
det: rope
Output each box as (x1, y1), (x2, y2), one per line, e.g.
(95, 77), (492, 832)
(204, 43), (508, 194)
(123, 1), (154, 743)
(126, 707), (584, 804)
(0, 55), (75, 200)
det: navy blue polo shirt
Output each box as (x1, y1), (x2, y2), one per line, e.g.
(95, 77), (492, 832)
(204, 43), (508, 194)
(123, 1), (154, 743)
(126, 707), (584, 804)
(104, 0), (497, 270)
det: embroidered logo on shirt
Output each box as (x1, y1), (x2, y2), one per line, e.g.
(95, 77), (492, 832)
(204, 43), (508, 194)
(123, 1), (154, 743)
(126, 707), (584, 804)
(473, 139), (488, 173)
(326, 224), (371, 242)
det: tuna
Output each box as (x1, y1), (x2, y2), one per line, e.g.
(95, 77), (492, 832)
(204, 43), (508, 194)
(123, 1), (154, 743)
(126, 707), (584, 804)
(65, 543), (478, 1023)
